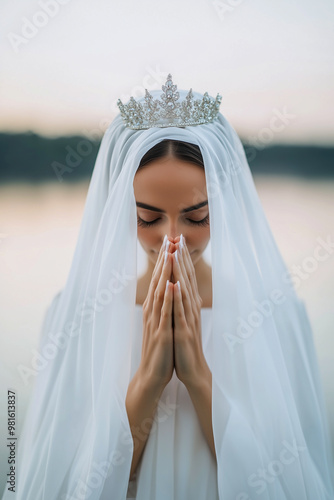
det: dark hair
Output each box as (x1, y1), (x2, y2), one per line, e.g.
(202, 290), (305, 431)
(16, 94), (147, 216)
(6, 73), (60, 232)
(137, 140), (204, 171)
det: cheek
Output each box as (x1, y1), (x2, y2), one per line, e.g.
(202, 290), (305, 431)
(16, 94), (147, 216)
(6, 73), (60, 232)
(137, 227), (159, 252)
(189, 226), (210, 249)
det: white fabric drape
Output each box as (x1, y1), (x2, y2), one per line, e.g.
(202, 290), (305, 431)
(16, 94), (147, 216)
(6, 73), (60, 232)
(3, 89), (334, 500)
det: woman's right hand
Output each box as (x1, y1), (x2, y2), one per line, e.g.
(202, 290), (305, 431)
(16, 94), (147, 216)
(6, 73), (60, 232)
(139, 238), (174, 391)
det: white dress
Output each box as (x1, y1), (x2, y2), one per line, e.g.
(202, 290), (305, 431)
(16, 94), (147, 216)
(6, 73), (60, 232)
(127, 304), (219, 500)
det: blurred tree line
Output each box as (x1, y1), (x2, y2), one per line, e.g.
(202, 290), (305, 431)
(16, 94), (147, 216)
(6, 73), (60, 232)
(0, 132), (333, 183)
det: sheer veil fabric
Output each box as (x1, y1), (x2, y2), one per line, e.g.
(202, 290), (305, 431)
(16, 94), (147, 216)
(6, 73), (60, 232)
(4, 89), (334, 499)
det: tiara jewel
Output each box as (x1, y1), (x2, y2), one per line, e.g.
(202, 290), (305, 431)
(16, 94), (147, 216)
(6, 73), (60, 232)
(117, 74), (222, 130)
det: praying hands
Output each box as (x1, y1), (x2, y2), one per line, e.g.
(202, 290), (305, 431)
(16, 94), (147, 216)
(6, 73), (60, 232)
(126, 235), (215, 481)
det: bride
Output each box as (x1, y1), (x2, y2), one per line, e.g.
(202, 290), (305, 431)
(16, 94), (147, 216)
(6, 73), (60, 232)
(4, 74), (334, 500)
(129, 140), (216, 497)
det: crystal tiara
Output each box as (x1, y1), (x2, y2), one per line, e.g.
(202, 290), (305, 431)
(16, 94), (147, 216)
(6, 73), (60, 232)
(117, 74), (222, 130)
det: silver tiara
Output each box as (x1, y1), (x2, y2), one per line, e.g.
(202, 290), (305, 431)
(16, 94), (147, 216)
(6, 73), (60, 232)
(117, 74), (222, 130)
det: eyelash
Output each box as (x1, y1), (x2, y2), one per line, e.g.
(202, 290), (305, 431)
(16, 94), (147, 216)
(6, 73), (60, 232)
(137, 214), (210, 228)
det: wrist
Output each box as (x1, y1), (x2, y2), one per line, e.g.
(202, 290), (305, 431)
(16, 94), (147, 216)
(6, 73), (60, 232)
(136, 366), (167, 398)
(184, 360), (212, 393)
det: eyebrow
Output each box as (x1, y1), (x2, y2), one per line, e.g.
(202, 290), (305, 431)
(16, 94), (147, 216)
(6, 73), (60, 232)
(136, 200), (208, 214)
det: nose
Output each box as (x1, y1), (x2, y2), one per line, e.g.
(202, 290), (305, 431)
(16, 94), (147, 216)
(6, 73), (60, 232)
(165, 226), (181, 242)
(164, 218), (185, 241)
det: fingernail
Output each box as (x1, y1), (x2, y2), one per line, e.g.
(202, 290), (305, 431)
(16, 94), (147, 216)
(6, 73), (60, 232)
(177, 280), (181, 293)
(166, 279), (169, 293)
(175, 249), (178, 263)
(164, 250), (168, 265)
(179, 234), (184, 254)
(163, 234), (167, 250)
(166, 240), (170, 252)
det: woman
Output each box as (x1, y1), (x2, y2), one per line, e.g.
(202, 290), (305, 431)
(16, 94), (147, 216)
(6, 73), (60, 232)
(128, 140), (217, 498)
(5, 75), (334, 500)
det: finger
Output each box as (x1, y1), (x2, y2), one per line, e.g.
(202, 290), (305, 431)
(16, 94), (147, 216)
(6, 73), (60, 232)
(179, 237), (201, 311)
(173, 280), (186, 331)
(175, 241), (194, 304)
(172, 249), (193, 324)
(180, 235), (199, 294)
(152, 251), (173, 330)
(156, 235), (169, 267)
(158, 277), (174, 332)
(144, 236), (170, 310)
(148, 236), (170, 290)
(168, 240), (177, 254)
(167, 236), (179, 244)
(178, 237), (202, 317)
(177, 245), (198, 318)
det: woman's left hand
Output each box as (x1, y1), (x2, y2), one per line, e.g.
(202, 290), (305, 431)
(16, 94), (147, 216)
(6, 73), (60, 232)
(171, 236), (210, 389)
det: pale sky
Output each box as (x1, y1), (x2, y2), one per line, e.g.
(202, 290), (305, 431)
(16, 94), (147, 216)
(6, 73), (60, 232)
(0, 0), (334, 144)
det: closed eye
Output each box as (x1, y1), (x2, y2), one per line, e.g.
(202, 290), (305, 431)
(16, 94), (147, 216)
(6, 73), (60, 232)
(137, 214), (209, 228)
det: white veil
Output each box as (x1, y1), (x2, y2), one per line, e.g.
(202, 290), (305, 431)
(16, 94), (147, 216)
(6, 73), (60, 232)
(4, 88), (334, 500)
